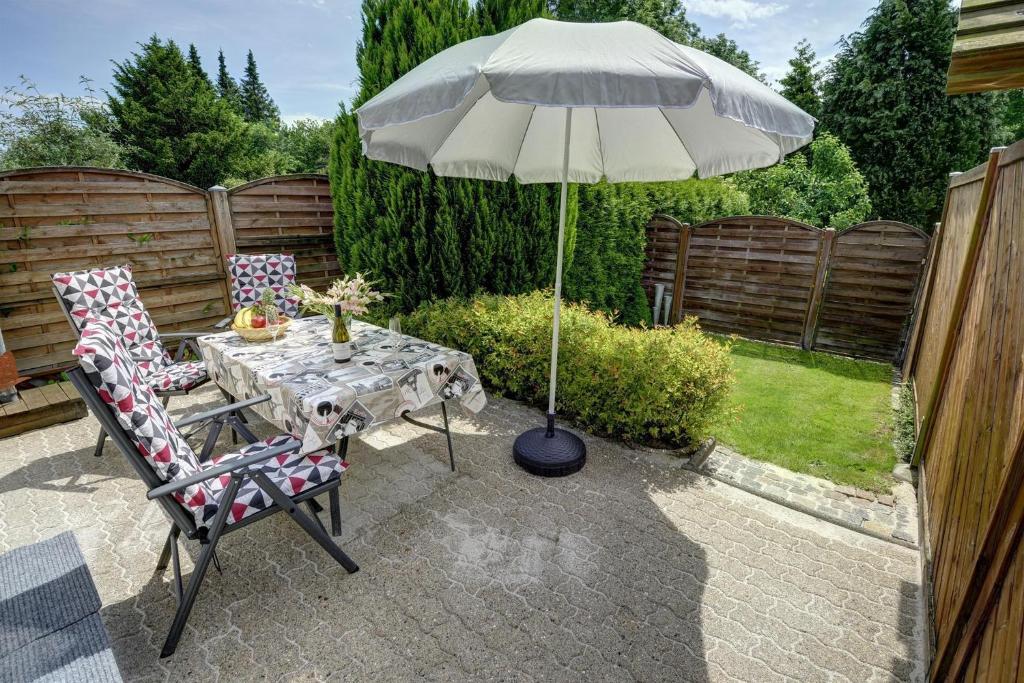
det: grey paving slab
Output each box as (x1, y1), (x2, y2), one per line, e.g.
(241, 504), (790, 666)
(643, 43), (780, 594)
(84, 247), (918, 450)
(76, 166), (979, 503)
(703, 445), (919, 548)
(0, 386), (925, 682)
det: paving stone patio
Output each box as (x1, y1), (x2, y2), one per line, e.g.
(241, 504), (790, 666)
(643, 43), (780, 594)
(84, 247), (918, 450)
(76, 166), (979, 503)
(0, 386), (925, 681)
(700, 446), (919, 548)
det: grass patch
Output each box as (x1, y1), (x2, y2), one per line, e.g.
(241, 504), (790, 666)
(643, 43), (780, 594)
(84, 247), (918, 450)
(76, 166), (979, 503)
(714, 337), (897, 492)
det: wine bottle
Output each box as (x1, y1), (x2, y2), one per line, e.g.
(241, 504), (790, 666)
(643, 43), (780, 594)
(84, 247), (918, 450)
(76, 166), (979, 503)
(332, 303), (351, 363)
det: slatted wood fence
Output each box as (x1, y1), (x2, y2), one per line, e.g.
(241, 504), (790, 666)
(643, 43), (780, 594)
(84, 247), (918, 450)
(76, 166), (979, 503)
(642, 215), (930, 361)
(903, 142), (1024, 682)
(0, 168), (337, 377)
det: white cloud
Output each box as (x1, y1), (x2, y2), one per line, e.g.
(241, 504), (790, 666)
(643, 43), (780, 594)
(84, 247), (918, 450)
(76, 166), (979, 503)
(684, 0), (786, 26)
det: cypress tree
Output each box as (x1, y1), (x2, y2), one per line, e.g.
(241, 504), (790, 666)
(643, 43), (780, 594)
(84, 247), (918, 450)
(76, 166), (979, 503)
(108, 36), (249, 188)
(239, 50), (280, 125)
(330, 0), (570, 309)
(779, 39), (820, 119)
(186, 43), (213, 88)
(820, 0), (999, 228)
(215, 49), (242, 113)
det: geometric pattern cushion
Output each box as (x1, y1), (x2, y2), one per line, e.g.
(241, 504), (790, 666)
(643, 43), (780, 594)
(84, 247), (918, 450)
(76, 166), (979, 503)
(72, 320), (210, 522)
(73, 320), (344, 530)
(207, 435), (347, 525)
(52, 264), (170, 377)
(147, 360), (208, 393)
(226, 253), (300, 318)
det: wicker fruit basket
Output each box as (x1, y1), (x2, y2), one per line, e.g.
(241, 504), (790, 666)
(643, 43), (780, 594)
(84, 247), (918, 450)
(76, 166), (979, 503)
(231, 317), (292, 342)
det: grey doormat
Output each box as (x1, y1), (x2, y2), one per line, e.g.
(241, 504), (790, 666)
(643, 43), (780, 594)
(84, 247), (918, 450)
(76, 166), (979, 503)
(0, 531), (121, 682)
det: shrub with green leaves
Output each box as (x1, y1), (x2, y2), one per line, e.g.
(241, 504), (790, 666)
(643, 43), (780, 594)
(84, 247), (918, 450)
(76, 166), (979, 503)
(401, 291), (734, 449)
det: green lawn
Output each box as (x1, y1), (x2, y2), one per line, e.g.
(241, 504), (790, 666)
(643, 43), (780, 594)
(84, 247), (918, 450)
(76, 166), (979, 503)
(714, 338), (896, 492)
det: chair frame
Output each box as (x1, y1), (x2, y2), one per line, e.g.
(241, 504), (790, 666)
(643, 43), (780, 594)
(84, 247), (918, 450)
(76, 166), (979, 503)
(67, 367), (358, 658)
(52, 284), (231, 458)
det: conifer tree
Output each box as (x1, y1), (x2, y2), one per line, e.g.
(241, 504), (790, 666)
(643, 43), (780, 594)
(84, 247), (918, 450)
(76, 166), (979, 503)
(108, 36), (248, 188)
(330, 0), (569, 310)
(779, 39), (820, 119)
(239, 50), (280, 125)
(820, 0), (999, 228)
(215, 49), (242, 113)
(186, 43), (212, 88)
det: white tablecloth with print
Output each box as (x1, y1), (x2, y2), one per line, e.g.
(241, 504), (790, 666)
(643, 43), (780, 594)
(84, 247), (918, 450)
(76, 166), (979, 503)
(197, 317), (487, 453)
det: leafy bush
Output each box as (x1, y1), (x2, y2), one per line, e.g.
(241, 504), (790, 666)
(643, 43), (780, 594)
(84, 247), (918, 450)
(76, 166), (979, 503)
(565, 178), (749, 326)
(732, 133), (872, 230)
(401, 291), (734, 449)
(893, 382), (917, 463)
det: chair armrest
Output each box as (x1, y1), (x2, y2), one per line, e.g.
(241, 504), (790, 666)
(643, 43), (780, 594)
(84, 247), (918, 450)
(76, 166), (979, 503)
(215, 315), (233, 329)
(147, 438), (302, 500)
(175, 394), (271, 428)
(161, 331), (207, 340)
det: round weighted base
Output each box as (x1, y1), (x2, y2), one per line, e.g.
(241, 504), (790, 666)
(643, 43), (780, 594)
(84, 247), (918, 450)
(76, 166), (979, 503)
(513, 415), (586, 477)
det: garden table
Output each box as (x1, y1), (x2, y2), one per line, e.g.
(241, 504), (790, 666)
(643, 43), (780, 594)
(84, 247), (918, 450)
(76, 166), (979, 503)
(197, 317), (487, 457)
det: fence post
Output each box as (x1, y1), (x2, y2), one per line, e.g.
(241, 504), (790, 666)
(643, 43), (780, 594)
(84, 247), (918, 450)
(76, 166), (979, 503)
(801, 228), (835, 350)
(207, 185), (237, 257)
(670, 223), (692, 324)
(911, 147), (1005, 468)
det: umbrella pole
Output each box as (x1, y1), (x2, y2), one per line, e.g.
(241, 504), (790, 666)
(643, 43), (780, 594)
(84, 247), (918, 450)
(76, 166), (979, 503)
(546, 107), (573, 434)
(511, 108), (587, 477)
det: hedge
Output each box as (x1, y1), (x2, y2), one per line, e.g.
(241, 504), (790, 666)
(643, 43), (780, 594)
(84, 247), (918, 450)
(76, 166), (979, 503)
(401, 291), (734, 449)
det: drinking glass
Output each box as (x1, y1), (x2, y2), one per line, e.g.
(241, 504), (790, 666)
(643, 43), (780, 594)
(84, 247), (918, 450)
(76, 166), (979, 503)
(389, 316), (402, 349)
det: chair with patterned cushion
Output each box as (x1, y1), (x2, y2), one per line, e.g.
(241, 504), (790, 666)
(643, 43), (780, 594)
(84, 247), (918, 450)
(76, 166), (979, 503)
(51, 264), (214, 457)
(217, 253), (302, 327)
(68, 319), (358, 658)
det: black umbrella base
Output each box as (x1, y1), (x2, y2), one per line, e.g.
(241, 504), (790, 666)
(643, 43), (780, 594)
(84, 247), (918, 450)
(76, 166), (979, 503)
(513, 413), (586, 477)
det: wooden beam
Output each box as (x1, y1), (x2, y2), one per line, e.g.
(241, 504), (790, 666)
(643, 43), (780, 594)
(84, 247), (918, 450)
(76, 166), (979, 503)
(669, 223), (692, 324)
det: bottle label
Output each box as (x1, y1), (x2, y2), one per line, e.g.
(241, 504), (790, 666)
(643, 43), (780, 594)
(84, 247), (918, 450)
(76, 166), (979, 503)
(332, 342), (351, 363)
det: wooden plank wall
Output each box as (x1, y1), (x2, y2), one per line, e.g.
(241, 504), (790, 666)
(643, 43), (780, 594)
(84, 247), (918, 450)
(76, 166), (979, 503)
(0, 169), (341, 377)
(905, 140), (1024, 682)
(815, 221), (931, 361)
(642, 215), (930, 360)
(904, 165), (990, 431)
(0, 168), (231, 375)
(228, 174), (339, 290)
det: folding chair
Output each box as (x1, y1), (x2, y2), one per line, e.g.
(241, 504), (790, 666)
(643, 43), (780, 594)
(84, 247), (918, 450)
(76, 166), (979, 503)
(69, 319), (358, 658)
(217, 253), (302, 328)
(52, 264), (219, 457)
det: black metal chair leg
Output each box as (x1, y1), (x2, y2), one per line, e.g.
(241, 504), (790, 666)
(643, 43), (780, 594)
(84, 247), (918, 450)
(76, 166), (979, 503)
(308, 498), (324, 514)
(197, 418), (225, 463)
(250, 471), (359, 574)
(328, 487), (342, 537)
(441, 402), (456, 472)
(93, 427), (107, 457)
(304, 500), (329, 535)
(160, 476), (241, 658)
(156, 526), (180, 571)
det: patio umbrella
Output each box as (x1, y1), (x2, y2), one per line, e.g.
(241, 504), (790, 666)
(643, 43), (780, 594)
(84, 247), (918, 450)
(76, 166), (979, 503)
(355, 18), (815, 476)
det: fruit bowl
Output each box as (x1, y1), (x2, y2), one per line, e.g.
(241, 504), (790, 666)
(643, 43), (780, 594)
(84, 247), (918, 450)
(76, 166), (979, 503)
(231, 317), (292, 342)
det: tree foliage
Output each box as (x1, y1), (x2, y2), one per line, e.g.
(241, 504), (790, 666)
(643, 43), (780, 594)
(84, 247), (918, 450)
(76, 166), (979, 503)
(239, 50), (280, 125)
(779, 39), (819, 119)
(215, 49), (243, 113)
(819, 0), (999, 229)
(733, 133), (871, 230)
(0, 77), (124, 170)
(187, 44), (213, 88)
(330, 0), (571, 311)
(565, 179), (749, 325)
(108, 36), (250, 188)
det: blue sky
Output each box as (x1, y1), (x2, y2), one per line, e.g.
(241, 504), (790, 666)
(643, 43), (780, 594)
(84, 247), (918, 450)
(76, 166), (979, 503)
(1, 0), (878, 121)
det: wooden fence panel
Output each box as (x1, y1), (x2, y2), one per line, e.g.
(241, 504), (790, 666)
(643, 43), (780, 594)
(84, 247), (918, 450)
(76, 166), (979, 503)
(227, 174), (339, 290)
(909, 141), (1024, 682)
(906, 165), (990, 430)
(815, 221), (930, 361)
(675, 216), (823, 345)
(0, 168), (231, 375)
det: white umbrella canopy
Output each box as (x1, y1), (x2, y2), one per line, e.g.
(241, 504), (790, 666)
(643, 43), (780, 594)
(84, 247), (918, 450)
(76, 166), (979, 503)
(356, 18), (814, 182)
(355, 18), (815, 476)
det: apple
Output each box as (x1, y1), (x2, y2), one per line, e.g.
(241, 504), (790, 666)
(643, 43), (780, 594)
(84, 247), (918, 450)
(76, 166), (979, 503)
(251, 314), (267, 329)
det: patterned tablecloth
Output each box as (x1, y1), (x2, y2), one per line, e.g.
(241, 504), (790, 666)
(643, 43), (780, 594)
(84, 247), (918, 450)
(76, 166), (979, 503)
(198, 317), (487, 453)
